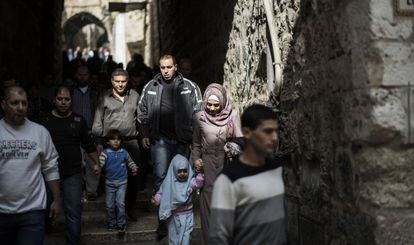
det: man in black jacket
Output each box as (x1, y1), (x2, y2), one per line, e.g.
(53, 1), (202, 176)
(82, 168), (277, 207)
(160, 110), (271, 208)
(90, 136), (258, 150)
(138, 54), (202, 192)
(40, 85), (100, 245)
(137, 55), (201, 239)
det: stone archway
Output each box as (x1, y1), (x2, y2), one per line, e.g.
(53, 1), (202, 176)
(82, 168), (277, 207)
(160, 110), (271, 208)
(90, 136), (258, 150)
(62, 11), (109, 50)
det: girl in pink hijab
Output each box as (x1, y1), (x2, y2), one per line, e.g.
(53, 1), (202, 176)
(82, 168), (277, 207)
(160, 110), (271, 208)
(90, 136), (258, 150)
(192, 83), (242, 245)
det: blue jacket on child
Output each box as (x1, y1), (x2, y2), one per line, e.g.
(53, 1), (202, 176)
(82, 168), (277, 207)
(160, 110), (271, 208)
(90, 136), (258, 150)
(99, 148), (138, 181)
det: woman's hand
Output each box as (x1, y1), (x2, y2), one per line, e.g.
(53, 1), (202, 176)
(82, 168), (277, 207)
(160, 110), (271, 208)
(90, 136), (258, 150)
(194, 159), (203, 173)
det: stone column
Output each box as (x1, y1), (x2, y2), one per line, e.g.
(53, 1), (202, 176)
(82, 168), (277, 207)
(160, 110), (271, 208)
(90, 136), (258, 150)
(113, 13), (127, 66)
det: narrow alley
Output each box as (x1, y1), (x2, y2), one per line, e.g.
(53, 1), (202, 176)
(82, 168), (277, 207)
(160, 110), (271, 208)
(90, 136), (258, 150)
(0, 0), (413, 245)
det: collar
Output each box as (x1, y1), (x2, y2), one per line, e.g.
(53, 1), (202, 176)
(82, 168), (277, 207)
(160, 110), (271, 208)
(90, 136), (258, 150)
(153, 73), (184, 86)
(78, 85), (89, 94)
(108, 89), (130, 98)
(105, 148), (124, 153)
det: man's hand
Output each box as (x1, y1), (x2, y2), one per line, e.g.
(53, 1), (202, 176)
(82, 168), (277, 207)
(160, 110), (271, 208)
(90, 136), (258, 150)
(132, 168), (138, 176)
(194, 159), (203, 173)
(142, 138), (151, 149)
(47, 180), (61, 219)
(93, 164), (101, 175)
(49, 199), (61, 219)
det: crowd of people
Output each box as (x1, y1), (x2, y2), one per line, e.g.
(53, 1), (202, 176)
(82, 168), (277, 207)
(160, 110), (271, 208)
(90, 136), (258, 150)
(0, 52), (286, 245)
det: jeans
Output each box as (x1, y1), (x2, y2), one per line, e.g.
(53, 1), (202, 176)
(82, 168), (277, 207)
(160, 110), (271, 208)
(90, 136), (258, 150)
(0, 210), (45, 245)
(151, 137), (190, 192)
(123, 139), (141, 210)
(105, 180), (127, 228)
(61, 173), (83, 245)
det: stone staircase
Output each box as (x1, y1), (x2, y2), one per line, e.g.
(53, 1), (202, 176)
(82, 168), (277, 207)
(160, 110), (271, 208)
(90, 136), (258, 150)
(44, 190), (202, 245)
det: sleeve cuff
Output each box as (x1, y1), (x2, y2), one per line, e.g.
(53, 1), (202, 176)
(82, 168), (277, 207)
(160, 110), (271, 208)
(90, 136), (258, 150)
(44, 171), (60, 182)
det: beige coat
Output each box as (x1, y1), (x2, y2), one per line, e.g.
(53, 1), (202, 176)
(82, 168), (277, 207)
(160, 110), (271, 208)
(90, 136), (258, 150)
(192, 110), (242, 245)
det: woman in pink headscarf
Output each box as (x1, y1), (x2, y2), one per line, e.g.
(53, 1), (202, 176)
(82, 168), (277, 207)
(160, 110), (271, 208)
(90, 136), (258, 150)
(192, 83), (242, 245)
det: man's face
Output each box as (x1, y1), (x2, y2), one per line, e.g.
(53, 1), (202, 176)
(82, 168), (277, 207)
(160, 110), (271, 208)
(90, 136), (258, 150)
(76, 67), (90, 87)
(160, 58), (177, 81)
(111, 75), (128, 95)
(1, 90), (28, 126)
(243, 119), (278, 156)
(54, 89), (72, 114)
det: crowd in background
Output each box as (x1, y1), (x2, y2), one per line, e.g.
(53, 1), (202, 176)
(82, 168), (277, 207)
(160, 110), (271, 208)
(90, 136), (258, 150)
(0, 50), (286, 245)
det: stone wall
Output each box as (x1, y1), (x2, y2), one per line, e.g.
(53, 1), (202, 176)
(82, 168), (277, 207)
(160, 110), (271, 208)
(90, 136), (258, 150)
(160, 0), (414, 244)
(225, 0), (414, 244)
(0, 1), (62, 84)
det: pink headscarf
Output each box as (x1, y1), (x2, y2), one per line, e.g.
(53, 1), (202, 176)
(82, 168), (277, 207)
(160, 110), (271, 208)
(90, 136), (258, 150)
(200, 83), (236, 137)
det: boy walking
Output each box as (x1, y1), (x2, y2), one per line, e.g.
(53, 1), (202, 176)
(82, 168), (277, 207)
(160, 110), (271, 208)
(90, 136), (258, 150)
(209, 105), (286, 245)
(99, 129), (138, 233)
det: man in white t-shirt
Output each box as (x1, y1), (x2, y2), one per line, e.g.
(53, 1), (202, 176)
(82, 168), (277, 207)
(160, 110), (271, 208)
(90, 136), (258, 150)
(0, 86), (61, 245)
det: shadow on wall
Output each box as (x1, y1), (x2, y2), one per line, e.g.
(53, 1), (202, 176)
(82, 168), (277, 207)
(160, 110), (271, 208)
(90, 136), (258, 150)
(277, 0), (377, 244)
(0, 1), (61, 85)
(157, 0), (237, 91)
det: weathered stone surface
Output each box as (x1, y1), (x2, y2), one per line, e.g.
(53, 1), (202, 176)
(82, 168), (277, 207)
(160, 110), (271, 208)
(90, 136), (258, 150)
(375, 208), (414, 245)
(370, 0), (414, 40)
(355, 147), (414, 207)
(343, 88), (408, 144)
(379, 41), (414, 86)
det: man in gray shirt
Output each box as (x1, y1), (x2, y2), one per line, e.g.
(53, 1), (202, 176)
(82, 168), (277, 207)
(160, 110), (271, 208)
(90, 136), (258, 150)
(0, 86), (61, 245)
(92, 69), (141, 221)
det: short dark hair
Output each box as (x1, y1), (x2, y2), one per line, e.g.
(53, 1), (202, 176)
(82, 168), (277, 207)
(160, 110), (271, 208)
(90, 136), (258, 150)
(3, 86), (26, 101)
(159, 54), (177, 65)
(54, 85), (73, 97)
(105, 129), (123, 143)
(111, 68), (129, 79)
(241, 104), (278, 130)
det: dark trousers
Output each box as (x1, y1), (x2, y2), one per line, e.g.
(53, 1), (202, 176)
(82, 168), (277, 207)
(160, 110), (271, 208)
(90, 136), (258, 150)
(0, 210), (45, 245)
(123, 139), (141, 210)
(61, 173), (83, 245)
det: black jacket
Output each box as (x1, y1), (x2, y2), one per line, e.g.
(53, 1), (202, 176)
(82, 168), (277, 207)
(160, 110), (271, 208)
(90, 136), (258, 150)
(137, 73), (202, 144)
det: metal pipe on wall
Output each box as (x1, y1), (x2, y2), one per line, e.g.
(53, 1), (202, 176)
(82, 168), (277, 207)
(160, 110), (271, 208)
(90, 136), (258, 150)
(263, 0), (283, 95)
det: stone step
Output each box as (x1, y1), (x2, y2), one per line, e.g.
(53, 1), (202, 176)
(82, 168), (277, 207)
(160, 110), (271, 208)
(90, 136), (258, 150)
(45, 227), (201, 244)
(54, 209), (158, 227)
(46, 209), (202, 244)
(82, 191), (201, 212)
(83, 195), (154, 212)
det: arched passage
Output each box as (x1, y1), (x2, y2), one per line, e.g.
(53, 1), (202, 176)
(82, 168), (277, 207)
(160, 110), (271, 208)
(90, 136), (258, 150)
(62, 12), (109, 50)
